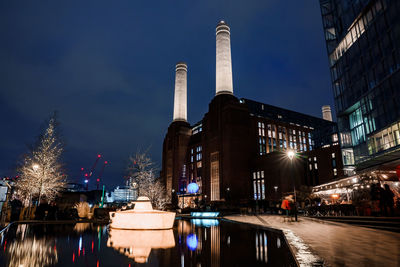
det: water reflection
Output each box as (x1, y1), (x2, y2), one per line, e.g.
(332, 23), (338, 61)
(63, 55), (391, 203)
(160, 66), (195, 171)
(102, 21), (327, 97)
(7, 237), (58, 267)
(186, 234), (198, 251)
(256, 232), (268, 264)
(107, 229), (175, 263)
(0, 220), (297, 266)
(73, 223), (90, 233)
(191, 219), (219, 227)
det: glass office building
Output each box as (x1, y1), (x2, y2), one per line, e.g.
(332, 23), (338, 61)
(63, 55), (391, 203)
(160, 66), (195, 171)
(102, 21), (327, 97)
(319, 0), (400, 170)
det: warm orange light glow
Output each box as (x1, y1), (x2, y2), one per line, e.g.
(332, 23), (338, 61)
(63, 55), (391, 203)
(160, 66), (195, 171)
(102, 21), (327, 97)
(109, 197), (175, 230)
(331, 194), (339, 199)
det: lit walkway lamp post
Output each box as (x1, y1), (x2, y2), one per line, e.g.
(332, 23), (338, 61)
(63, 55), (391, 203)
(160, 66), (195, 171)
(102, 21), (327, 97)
(287, 150), (297, 222)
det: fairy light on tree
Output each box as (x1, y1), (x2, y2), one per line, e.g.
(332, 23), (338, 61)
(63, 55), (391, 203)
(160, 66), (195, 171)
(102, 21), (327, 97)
(16, 112), (66, 206)
(127, 150), (169, 209)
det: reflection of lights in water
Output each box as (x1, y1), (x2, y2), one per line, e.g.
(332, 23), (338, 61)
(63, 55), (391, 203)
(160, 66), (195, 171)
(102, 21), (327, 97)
(107, 229), (175, 263)
(255, 232), (268, 263)
(186, 234), (198, 251)
(7, 237), (58, 267)
(191, 219), (219, 227)
(79, 236), (82, 251)
(181, 254), (184, 267)
(74, 223), (90, 233)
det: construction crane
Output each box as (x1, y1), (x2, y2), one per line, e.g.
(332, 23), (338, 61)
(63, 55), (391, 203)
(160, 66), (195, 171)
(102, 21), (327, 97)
(84, 154), (102, 190)
(96, 161), (108, 190)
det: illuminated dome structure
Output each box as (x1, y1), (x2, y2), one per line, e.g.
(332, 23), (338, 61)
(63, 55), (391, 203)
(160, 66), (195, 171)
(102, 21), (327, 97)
(109, 197), (175, 230)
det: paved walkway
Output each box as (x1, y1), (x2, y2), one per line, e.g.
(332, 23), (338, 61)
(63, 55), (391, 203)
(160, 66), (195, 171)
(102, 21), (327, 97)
(225, 215), (400, 267)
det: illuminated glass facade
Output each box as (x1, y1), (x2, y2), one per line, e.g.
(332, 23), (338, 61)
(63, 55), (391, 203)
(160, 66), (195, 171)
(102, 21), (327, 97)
(320, 0), (400, 166)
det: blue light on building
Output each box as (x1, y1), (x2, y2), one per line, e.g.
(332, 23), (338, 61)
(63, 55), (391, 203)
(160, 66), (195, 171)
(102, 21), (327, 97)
(187, 183), (199, 194)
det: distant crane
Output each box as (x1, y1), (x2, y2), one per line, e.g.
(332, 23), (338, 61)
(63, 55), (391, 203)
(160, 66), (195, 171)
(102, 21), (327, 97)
(96, 161), (108, 190)
(83, 154), (103, 190)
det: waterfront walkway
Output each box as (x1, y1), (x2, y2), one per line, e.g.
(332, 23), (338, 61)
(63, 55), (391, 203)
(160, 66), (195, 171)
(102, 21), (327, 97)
(225, 215), (400, 267)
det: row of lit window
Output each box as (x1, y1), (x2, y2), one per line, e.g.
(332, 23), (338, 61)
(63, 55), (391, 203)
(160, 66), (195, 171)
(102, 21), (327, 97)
(190, 146), (202, 163)
(329, 0), (384, 66)
(258, 122), (313, 154)
(192, 124), (203, 135)
(252, 171), (265, 200)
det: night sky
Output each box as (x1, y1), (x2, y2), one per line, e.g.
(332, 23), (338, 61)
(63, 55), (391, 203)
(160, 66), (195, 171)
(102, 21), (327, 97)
(0, 1), (334, 190)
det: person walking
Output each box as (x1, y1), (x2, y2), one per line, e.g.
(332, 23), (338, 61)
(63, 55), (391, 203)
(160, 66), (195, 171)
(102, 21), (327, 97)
(383, 184), (395, 216)
(281, 196), (290, 222)
(370, 183), (380, 216)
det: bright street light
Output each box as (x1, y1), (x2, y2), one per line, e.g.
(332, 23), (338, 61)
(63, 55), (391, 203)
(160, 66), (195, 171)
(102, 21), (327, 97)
(287, 150), (295, 160)
(32, 164), (39, 171)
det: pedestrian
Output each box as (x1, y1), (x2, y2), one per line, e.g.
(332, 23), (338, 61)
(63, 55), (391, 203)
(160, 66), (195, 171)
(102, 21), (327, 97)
(370, 183), (380, 216)
(281, 196), (290, 221)
(377, 183), (385, 216)
(287, 195), (295, 221)
(382, 184), (395, 216)
(10, 198), (22, 222)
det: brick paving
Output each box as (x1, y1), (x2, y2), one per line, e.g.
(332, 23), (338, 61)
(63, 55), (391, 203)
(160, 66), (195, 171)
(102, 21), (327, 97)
(225, 215), (400, 267)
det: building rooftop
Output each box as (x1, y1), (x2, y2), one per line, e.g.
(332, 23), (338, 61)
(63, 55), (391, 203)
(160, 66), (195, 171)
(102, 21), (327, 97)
(242, 98), (335, 129)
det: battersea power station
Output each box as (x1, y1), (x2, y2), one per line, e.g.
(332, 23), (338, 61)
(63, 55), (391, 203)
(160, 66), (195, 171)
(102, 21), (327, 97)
(161, 21), (343, 208)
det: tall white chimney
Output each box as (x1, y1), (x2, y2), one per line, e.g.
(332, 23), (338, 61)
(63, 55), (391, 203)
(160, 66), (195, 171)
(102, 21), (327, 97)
(216, 20), (233, 95)
(322, 105), (333, 121)
(173, 62), (187, 122)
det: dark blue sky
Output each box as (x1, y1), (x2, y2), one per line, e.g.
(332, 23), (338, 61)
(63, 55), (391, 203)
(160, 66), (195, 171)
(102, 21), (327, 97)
(0, 1), (334, 189)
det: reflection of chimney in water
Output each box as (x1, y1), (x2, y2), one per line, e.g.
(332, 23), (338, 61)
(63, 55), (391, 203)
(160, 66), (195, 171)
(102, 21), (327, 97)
(322, 105), (333, 121)
(173, 62), (187, 122)
(215, 20), (233, 96)
(211, 226), (220, 267)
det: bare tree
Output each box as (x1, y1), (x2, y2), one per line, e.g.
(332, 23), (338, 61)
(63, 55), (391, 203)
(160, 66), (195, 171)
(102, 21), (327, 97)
(127, 151), (169, 209)
(16, 113), (66, 206)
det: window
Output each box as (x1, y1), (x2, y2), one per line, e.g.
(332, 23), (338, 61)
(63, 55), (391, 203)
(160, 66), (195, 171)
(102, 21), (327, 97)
(332, 153), (335, 158)
(349, 107), (366, 146)
(258, 122), (267, 155)
(333, 168), (337, 176)
(192, 124), (203, 135)
(252, 171), (265, 200)
(196, 146), (202, 161)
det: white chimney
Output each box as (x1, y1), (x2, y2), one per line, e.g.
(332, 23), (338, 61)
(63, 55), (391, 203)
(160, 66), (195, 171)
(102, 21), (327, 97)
(173, 62), (187, 122)
(322, 105), (333, 121)
(216, 20), (233, 95)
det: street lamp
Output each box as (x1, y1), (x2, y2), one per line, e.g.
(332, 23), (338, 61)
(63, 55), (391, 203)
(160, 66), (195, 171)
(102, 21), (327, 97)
(32, 164), (39, 171)
(287, 150), (297, 221)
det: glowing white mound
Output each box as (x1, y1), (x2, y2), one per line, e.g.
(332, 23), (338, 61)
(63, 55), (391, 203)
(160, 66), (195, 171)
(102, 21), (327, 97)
(109, 196), (176, 230)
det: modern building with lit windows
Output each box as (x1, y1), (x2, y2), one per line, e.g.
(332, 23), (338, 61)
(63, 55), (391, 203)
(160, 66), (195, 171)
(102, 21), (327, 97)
(160, 21), (344, 208)
(319, 0), (400, 176)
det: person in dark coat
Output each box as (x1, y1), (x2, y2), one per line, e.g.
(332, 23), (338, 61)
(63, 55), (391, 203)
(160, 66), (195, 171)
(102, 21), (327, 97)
(10, 198), (22, 222)
(382, 184), (395, 216)
(370, 183), (381, 216)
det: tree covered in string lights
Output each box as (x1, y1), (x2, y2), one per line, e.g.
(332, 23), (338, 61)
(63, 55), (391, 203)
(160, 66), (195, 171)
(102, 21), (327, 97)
(127, 150), (169, 209)
(16, 112), (66, 206)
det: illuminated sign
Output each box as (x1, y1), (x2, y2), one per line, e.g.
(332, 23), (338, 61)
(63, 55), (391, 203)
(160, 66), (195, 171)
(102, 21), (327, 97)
(190, 212), (220, 217)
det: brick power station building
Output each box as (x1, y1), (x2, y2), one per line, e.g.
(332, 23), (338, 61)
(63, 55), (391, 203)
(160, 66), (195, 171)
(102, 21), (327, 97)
(160, 21), (343, 208)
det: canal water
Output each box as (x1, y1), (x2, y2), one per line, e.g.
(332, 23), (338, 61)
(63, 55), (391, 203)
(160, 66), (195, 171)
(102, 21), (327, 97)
(0, 219), (297, 266)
